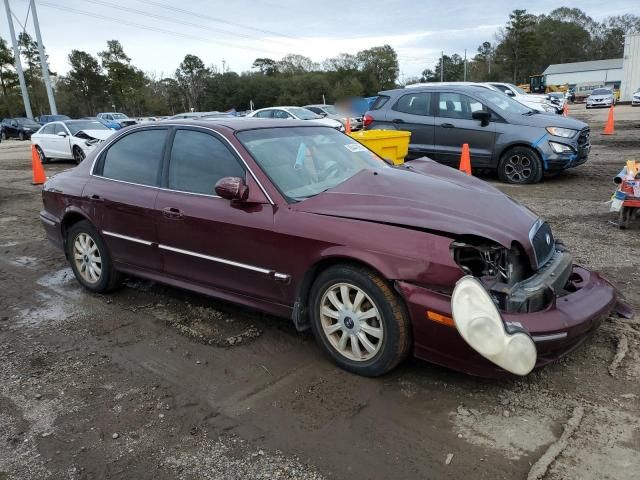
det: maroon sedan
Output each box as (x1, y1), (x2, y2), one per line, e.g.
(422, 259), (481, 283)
(40, 119), (623, 377)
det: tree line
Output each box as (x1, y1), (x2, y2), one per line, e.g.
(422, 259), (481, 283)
(0, 7), (638, 118)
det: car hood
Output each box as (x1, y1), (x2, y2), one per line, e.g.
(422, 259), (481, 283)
(308, 117), (342, 128)
(74, 129), (115, 140)
(293, 159), (538, 254)
(506, 111), (587, 130)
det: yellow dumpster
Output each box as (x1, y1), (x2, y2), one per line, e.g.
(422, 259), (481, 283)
(348, 130), (411, 165)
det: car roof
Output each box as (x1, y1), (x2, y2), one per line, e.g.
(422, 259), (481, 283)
(380, 84), (497, 95)
(155, 118), (323, 131)
(304, 104), (331, 108)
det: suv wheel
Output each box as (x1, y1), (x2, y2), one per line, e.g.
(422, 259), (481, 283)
(498, 146), (543, 184)
(309, 265), (411, 376)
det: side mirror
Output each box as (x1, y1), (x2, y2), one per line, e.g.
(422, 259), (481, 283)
(320, 112), (328, 117)
(505, 90), (515, 97)
(56, 131), (68, 137)
(215, 176), (249, 201)
(472, 110), (491, 126)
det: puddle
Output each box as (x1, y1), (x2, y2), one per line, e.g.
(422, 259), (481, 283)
(0, 241), (19, 247)
(451, 408), (558, 460)
(13, 291), (77, 328)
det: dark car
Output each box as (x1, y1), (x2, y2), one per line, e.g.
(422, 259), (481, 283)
(39, 119), (623, 378)
(1, 117), (42, 140)
(38, 114), (71, 125)
(364, 85), (591, 184)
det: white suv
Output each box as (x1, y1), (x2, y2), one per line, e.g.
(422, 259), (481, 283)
(486, 82), (556, 114)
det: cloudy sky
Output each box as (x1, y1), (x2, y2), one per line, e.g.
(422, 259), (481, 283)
(1, 0), (636, 80)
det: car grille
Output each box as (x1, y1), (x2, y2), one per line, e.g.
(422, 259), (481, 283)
(530, 221), (555, 268)
(578, 128), (590, 149)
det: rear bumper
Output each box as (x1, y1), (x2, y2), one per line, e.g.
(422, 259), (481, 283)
(396, 265), (618, 378)
(40, 210), (63, 251)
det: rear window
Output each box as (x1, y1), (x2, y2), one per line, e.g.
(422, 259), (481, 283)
(100, 129), (166, 186)
(393, 92), (431, 116)
(370, 95), (390, 110)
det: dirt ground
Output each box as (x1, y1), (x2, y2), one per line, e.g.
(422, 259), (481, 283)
(1, 104), (639, 480)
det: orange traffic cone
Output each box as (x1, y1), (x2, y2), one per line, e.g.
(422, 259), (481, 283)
(603, 105), (615, 135)
(345, 117), (351, 134)
(31, 145), (46, 185)
(562, 102), (568, 117)
(459, 143), (471, 175)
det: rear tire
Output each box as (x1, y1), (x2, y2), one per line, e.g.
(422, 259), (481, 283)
(66, 220), (120, 293)
(309, 265), (411, 376)
(498, 146), (543, 184)
(18, 132), (24, 141)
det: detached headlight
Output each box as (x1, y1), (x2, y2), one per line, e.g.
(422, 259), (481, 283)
(549, 141), (574, 154)
(451, 276), (537, 375)
(546, 126), (577, 138)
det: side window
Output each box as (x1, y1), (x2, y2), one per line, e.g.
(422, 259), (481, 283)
(52, 123), (67, 135)
(42, 124), (55, 134)
(168, 130), (244, 195)
(307, 107), (321, 114)
(393, 93), (431, 116)
(437, 93), (483, 120)
(105, 115), (113, 120)
(491, 84), (509, 94)
(255, 110), (273, 118)
(273, 110), (291, 119)
(100, 129), (166, 186)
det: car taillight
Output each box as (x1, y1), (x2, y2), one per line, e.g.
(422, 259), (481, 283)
(363, 114), (373, 128)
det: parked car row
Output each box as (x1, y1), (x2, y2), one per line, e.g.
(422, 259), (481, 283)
(1, 117), (42, 140)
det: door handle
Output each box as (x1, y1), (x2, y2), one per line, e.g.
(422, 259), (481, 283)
(391, 118), (405, 124)
(89, 194), (104, 203)
(162, 207), (184, 219)
(440, 123), (455, 128)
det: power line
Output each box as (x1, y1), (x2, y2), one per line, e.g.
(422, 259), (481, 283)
(83, 0), (292, 47)
(135, 0), (298, 41)
(31, 1), (288, 57)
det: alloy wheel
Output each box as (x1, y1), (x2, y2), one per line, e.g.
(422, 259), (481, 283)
(319, 282), (384, 362)
(73, 232), (102, 284)
(504, 153), (533, 183)
(73, 147), (86, 164)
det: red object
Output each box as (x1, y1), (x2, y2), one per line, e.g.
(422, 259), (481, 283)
(31, 145), (46, 185)
(562, 102), (568, 117)
(362, 113), (373, 128)
(603, 105), (615, 135)
(459, 143), (471, 175)
(38, 119), (620, 377)
(345, 117), (351, 134)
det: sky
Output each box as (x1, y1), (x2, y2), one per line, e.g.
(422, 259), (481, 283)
(0, 0), (636, 81)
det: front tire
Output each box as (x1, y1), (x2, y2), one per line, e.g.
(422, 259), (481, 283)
(498, 146), (543, 184)
(309, 265), (411, 376)
(36, 145), (49, 164)
(66, 220), (120, 293)
(18, 132), (24, 141)
(72, 145), (86, 164)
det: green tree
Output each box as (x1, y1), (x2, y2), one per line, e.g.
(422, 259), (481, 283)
(356, 45), (398, 92)
(252, 58), (278, 75)
(277, 54), (317, 74)
(98, 40), (145, 113)
(67, 50), (106, 115)
(0, 37), (17, 116)
(175, 54), (209, 111)
(495, 9), (537, 83)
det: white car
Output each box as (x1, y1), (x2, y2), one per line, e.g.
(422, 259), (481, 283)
(31, 120), (115, 164)
(486, 82), (556, 114)
(633, 88), (640, 107)
(585, 88), (616, 109)
(247, 106), (345, 131)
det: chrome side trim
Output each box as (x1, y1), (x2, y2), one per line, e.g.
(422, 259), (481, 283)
(89, 123), (275, 205)
(103, 230), (153, 246)
(532, 332), (568, 342)
(158, 244), (272, 275)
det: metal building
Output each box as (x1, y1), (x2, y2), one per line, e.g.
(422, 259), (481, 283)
(621, 32), (640, 102)
(543, 59), (623, 90)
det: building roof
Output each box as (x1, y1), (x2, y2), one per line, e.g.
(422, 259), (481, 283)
(543, 59), (623, 75)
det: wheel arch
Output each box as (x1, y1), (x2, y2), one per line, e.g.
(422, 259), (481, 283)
(292, 254), (396, 332)
(60, 209), (94, 249)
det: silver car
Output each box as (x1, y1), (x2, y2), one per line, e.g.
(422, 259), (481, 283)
(304, 104), (362, 130)
(632, 88), (640, 107)
(585, 88), (615, 109)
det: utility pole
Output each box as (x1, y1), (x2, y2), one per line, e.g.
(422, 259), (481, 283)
(4, 0), (33, 119)
(464, 49), (467, 81)
(440, 51), (444, 82)
(30, 0), (57, 115)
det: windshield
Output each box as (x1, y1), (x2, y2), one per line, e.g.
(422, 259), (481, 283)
(288, 107), (322, 120)
(474, 90), (531, 115)
(18, 119), (41, 128)
(592, 88), (611, 95)
(65, 120), (109, 135)
(510, 84), (527, 95)
(111, 113), (128, 119)
(322, 105), (338, 115)
(237, 126), (387, 201)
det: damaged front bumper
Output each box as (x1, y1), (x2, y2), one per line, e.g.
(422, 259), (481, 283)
(396, 265), (621, 378)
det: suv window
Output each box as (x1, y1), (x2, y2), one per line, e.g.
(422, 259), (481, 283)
(255, 110), (273, 118)
(101, 129), (166, 186)
(41, 124), (55, 134)
(437, 93), (484, 120)
(371, 95), (389, 110)
(168, 129), (244, 195)
(393, 92), (431, 115)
